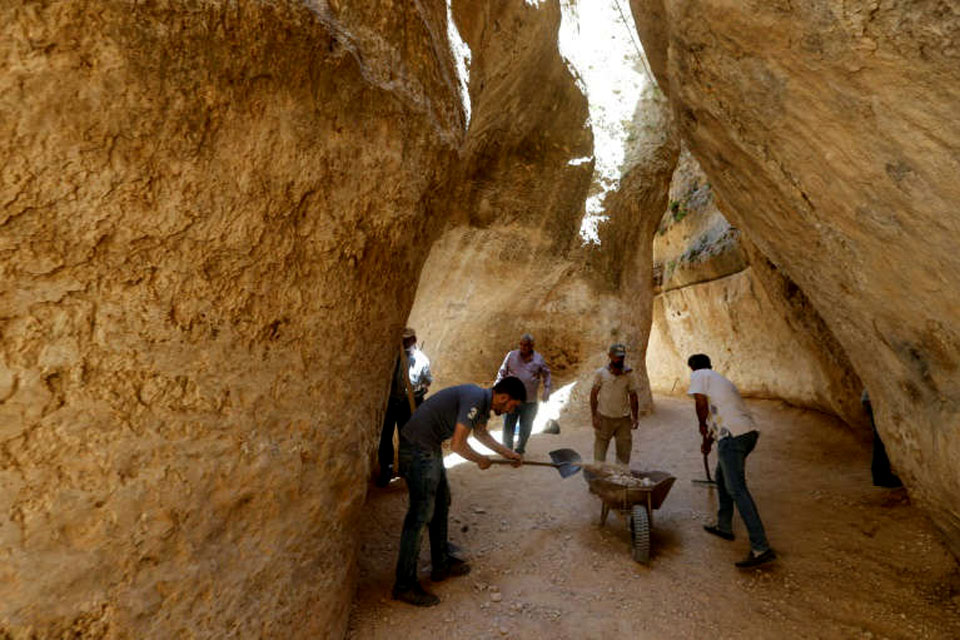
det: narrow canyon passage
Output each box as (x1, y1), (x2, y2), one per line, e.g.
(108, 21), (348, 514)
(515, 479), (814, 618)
(2, 1), (958, 636)
(350, 397), (960, 638)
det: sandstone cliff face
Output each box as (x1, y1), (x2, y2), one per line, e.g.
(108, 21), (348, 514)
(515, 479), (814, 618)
(0, 1), (462, 636)
(632, 0), (960, 554)
(648, 149), (868, 431)
(409, 0), (679, 408)
(408, 1), (594, 391)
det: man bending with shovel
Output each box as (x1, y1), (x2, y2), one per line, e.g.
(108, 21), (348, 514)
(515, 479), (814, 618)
(393, 377), (527, 606)
(687, 354), (776, 568)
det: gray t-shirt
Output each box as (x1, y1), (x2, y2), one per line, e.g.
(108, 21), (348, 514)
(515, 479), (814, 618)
(401, 384), (492, 451)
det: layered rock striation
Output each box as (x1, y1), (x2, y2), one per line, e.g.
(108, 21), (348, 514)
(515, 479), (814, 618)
(632, 0), (960, 554)
(648, 149), (868, 431)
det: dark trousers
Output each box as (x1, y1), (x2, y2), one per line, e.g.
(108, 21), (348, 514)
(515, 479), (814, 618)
(394, 442), (451, 591)
(715, 430), (770, 553)
(502, 401), (539, 454)
(871, 426), (901, 487)
(378, 395), (422, 482)
(866, 406), (902, 488)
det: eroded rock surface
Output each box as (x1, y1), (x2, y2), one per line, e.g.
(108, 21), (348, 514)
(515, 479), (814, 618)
(0, 1), (463, 636)
(632, 0), (960, 554)
(409, 2), (679, 408)
(409, 0), (595, 390)
(648, 149), (867, 431)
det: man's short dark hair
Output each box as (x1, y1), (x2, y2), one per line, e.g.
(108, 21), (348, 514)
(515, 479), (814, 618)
(493, 376), (527, 402)
(687, 354), (712, 371)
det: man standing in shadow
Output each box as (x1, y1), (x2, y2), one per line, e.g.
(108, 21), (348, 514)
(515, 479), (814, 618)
(861, 389), (903, 488)
(377, 327), (432, 487)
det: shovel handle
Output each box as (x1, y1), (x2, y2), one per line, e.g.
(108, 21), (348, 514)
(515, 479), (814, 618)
(489, 458), (557, 468)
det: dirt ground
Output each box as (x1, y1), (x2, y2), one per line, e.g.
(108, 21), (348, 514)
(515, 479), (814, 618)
(347, 395), (960, 639)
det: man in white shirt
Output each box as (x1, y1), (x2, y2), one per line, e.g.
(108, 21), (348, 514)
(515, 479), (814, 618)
(687, 353), (775, 568)
(590, 343), (640, 465)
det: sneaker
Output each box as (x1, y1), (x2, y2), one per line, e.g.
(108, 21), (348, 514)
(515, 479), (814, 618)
(392, 583), (440, 607)
(430, 558), (472, 582)
(735, 548), (776, 568)
(703, 525), (735, 541)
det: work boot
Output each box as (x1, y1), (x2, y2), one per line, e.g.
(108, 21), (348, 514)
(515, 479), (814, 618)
(392, 583), (440, 607)
(735, 548), (776, 569)
(430, 557), (471, 582)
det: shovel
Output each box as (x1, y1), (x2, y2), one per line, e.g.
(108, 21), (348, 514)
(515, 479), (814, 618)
(692, 452), (717, 486)
(490, 448), (582, 479)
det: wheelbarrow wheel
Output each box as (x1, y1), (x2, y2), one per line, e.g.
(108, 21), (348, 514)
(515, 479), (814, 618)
(630, 505), (650, 564)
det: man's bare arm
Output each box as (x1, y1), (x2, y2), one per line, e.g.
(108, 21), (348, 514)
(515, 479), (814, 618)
(450, 423), (491, 469)
(472, 424), (522, 466)
(629, 391), (640, 429)
(693, 394), (710, 434)
(693, 393), (713, 454)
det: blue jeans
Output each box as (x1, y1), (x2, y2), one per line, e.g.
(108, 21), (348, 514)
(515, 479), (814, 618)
(715, 430), (770, 553)
(502, 402), (538, 454)
(394, 442), (451, 591)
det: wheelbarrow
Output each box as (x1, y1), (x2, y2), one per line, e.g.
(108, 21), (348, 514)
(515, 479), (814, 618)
(583, 468), (676, 564)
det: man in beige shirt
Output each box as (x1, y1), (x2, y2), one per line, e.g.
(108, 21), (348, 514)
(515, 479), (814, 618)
(590, 343), (640, 465)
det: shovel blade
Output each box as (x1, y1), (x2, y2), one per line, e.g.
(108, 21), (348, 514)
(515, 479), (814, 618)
(556, 462), (581, 478)
(548, 448), (582, 479)
(549, 448), (581, 465)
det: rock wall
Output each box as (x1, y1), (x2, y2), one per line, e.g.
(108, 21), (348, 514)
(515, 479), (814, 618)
(409, 1), (589, 390)
(648, 149), (868, 431)
(631, 0), (960, 555)
(0, 1), (463, 636)
(409, 0), (679, 406)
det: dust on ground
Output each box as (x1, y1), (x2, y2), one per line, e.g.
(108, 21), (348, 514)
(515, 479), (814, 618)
(347, 396), (960, 639)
